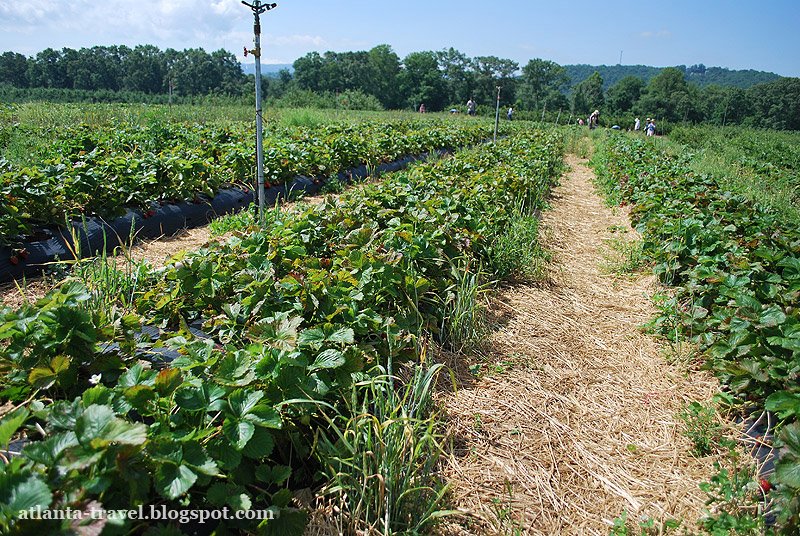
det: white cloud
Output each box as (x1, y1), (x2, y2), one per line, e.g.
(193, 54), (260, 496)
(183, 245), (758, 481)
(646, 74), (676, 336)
(210, 0), (241, 15)
(636, 30), (671, 39)
(1, 0), (358, 61)
(0, 0), (59, 26)
(0, 1), (249, 45)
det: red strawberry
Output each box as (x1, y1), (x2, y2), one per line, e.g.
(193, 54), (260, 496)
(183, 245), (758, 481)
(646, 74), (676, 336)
(760, 478), (772, 493)
(9, 256), (19, 265)
(19, 249), (30, 260)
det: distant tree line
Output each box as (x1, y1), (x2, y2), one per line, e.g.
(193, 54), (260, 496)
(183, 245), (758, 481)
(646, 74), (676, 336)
(0, 45), (247, 96)
(565, 63), (780, 91)
(1, 44), (798, 130)
(286, 47), (798, 130)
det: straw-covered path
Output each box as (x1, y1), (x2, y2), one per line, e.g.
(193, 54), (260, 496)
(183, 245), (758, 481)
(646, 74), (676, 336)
(437, 155), (721, 535)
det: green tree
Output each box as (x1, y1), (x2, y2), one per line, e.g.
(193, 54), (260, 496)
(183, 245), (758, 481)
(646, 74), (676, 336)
(636, 66), (690, 122)
(699, 85), (750, 126)
(604, 75), (644, 113)
(292, 51), (325, 93)
(164, 47), (219, 96)
(64, 46), (126, 91)
(188, 48), (218, 95)
(293, 50), (377, 98)
(517, 59), (570, 112)
(571, 71), (604, 116)
(436, 47), (474, 107)
(746, 77), (800, 130)
(368, 44), (401, 109)
(123, 45), (164, 94)
(325, 51), (375, 94)
(398, 51), (446, 111)
(26, 48), (67, 88)
(211, 49), (246, 95)
(470, 55), (518, 107)
(0, 52), (30, 87)
(699, 84), (725, 123)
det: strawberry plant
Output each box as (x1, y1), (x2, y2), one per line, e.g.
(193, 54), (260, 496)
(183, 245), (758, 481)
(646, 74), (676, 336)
(0, 129), (564, 534)
(592, 132), (800, 534)
(1, 116), (506, 246)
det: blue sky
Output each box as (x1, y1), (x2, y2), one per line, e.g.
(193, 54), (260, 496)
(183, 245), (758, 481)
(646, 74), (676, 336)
(1, 0), (798, 77)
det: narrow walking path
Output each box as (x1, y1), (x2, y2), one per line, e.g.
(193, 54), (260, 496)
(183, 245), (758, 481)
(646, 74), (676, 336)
(438, 155), (722, 535)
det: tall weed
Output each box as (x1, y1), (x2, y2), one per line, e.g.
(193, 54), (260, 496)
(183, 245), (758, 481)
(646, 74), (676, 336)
(57, 218), (150, 314)
(488, 203), (548, 282)
(438, 260), (490, 354)
(599, 233), (647, 274)
(564, 126), (593, 158)
(314, 364), (454, 536)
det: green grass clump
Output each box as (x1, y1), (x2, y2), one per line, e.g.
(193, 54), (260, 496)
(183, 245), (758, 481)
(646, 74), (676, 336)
(599, 233), (647, 275)
(314, 364), (453, 536)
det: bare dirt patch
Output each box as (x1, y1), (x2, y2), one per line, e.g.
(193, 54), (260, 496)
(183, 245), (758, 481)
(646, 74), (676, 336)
(437, 155), (721, 535)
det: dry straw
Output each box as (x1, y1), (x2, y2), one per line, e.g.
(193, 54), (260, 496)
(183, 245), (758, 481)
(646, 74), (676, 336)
(432, 155), (732, 535)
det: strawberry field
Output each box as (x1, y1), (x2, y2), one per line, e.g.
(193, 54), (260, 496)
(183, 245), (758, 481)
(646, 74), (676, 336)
(0, 106), (512, 248)
(0, 113), (565, 535)
(4, 105), (800, 534)
(592, 130), (800, 532)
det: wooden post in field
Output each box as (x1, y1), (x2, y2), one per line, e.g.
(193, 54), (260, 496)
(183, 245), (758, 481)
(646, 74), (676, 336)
(722, 99), (729, 129)
(493, 86), (501, 143)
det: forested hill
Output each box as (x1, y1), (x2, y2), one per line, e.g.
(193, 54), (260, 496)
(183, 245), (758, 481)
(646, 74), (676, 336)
(241, 63), (293, 76)
(565, 64), (781, 90)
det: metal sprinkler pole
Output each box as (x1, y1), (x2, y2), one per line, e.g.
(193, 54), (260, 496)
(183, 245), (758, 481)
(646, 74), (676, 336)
(242, 0), (277, 221)
(493, 86), (501, 143)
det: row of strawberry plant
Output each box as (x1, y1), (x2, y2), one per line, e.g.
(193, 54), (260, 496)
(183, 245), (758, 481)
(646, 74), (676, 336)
(668, 124), (800, 222)
(592, 133), (800, 531)
(0, 117), (507, 246)
(0, 130), (564, 535)
(668, 125), (800, 180)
